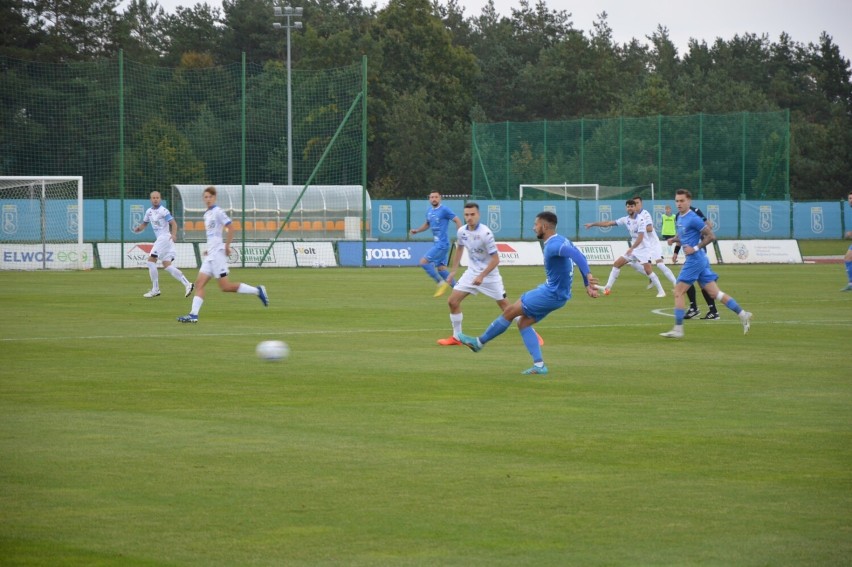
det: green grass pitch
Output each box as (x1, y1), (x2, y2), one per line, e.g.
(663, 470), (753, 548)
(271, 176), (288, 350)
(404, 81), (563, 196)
(1, 262), (850, 565)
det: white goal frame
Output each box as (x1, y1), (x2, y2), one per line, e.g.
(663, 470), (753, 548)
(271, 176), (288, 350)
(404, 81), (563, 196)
(0, 176), (84, 269)
(520, 183), (599, 201)
(519, 183), (656, 201)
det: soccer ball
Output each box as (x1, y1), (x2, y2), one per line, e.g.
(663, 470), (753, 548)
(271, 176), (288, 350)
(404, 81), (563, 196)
(256, 340), (289, 361)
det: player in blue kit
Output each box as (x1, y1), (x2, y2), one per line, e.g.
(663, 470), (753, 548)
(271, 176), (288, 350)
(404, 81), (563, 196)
(660, 189), (752, 338)
(458, 211), (599, 375)
(410, 190), (462, 297)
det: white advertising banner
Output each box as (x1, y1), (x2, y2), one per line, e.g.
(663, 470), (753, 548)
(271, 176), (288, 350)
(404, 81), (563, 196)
(573, 241), (631, 265)
(717, 240), (803, 264)
(460, 241), (544, 266)
(1, 243), (95, 270)
(293, 241), (337, 267)
(98, 243), (198, 268)
(219, 242), (298, 267)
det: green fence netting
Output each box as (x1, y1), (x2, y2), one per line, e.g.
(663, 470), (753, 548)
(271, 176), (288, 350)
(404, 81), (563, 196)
(472, 111), (790, 201)
(0, 54), (366, 200)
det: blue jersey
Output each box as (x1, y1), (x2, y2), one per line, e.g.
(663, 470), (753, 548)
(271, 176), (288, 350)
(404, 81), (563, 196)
(539, 234), (591, 301)
(425, 205), (457, 247)
(676, 209), (706, 250)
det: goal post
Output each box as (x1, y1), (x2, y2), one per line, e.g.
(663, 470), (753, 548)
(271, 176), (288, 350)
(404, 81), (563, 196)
(0, 176), (86, 269)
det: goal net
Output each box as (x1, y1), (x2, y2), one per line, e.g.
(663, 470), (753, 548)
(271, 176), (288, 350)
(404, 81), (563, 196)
(519, 183), (655, 201)
(0, 176), (86, 270)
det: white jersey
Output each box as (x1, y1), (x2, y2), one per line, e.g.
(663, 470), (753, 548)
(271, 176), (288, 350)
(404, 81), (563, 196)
(632, 208), (663, 259)
(615, 214), (637, 239)
(457, 222), (500, 278)
(142, 205), (174, 240)
(203, 205), (232, 255)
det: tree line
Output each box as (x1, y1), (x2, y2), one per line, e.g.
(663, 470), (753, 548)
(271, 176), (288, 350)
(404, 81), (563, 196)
(2, 0), (850, 200)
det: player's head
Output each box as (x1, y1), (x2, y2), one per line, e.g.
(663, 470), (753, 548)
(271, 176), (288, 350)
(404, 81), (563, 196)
(625, 198), (636, 215)
(534, 211), (557, 240)
(665, 204), (672, 214)
(848, 190), (852, 206)
(463, 202), (480, 228)
(674, 189), (692, 214)
(203, 186), (218, 207)
(632, 196), (643, 208)
(149, 191), (162, 207)
(428, 191), (442, 207)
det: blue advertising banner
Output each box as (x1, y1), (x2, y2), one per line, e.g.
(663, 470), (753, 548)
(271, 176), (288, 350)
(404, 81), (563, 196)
(471, 200), (522, 239)
(3, 198), (846, 243)
(792, 202), (844, 239)
(81, 199), (163, 241)
(1, 199), (82, 241)
(523, 200), (578, 239)
(578, 200), (628, 240)
(738, 201), (791, 238)
(338, 241), (435, 267)
(371, 200), (409, 240)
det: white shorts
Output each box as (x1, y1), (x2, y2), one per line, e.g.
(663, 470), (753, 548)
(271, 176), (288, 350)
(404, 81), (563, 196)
(627, 251), (661, 264)
(454, 270), (506, 301)
(150, 235), (176, 263)
(199, 249), (230, 279)
(628, 244), (663, 264)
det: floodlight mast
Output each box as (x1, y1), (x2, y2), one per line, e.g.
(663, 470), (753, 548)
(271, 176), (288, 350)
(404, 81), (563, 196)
(272, 5), (303, 186)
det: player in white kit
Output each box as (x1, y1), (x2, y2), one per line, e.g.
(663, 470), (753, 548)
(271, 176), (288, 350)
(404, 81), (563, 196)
(133, 190), (194, 298)
(631, 196), (677, 293)
(436, 202), (542, 346)
(584, 199), (660, 295)
(177, 186), (268, 323)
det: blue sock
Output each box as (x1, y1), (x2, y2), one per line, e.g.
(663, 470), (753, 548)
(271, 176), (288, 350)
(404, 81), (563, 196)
(846, 260), (852, 282)
(421, 263), (441, 283)
(480, 315), (512, 344)
(674, 308), (685, 325)
(519, 326), (542, 363)
(437, 268), (454, 286)
(724, 297), (742, 314)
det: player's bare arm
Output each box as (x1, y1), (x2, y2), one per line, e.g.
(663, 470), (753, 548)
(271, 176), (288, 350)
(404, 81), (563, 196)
(584, 220), (616, 229)
(686, 225), (716, 254)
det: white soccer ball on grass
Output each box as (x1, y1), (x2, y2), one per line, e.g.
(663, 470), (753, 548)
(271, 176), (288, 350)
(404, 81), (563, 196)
(256, 340), (289, 361)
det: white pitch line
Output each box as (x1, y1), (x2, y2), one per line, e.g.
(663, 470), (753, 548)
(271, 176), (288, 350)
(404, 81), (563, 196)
(2, 318), (850, 342)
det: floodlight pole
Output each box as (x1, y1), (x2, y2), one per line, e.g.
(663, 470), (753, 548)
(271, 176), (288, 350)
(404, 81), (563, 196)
(273, 5), (303, 186)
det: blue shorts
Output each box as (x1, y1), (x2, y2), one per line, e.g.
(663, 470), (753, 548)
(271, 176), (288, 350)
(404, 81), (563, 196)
(520, 286), (567, 323)
(677, 254), (719, 287)
(424, 243), (451, 267)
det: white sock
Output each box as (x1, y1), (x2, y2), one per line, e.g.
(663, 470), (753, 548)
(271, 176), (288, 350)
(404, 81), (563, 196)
(237, 283), (258, 294)
(190, 296), (203, 315)
(147, 261), (159, 291)
(165, 264), (188, 285)
(657, 262), (677, 285)
(630, 263), (646, 276)
(650, 272), (664, 293)
(606, 267), (621, 289)
(450, 313), (462, 337)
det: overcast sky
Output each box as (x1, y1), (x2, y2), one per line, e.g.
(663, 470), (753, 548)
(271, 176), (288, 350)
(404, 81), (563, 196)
(148, 0), (851, 61)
